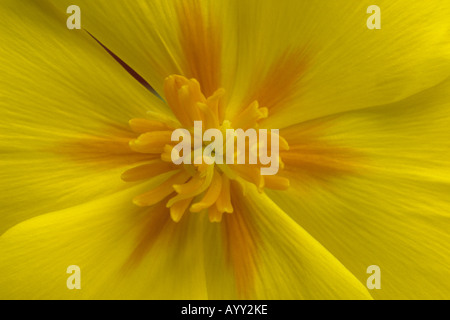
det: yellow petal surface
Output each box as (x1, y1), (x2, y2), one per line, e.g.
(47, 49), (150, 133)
(0, 0), (171, 233)
(45, 0), (450, 128)
(227, 0), (450, 128)
(46, 0), (234, 98)
(203, 183), (372, 299)
(268, 79), (450, 299)
(0, 185), (208, 299)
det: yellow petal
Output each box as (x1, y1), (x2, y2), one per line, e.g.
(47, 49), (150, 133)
(268, 79), (450, 299)
(0, 0), (172, 233)
(0, 185), (208, 299)
(226, 0), (450, 128)
(203, 182), (372, 299)
(44, 0), (450, 127)
(46, 0), (233, 98)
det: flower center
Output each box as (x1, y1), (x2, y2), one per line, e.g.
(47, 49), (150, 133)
(122, 75), (289, 222)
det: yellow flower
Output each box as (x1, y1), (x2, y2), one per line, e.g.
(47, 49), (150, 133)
(1, 0), (450, 300)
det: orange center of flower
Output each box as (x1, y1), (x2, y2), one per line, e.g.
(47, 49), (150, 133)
(122, 75), (289, 222)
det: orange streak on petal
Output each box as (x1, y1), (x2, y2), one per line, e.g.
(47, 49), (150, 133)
(122, 200), (201, 272)
(53, 133), (153, 169)
(222, 184), (259, 299)
(243, 49), (307, 112)
(280, 120), (366, 180)
(121, 201), (171, 272)
(177, 0), (222, 96)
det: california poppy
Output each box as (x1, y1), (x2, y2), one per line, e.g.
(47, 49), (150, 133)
(1, 0), (449, 299)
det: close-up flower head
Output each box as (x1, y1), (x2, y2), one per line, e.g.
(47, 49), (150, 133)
(1, 0), (450, 301)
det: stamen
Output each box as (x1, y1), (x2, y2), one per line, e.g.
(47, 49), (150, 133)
(215, 174), (233, 213)
(232, 101), (268, 130)
(124, 74), (290, 222)
(121, 160), (176, 182)
(231, 165), (265, 191)
(129, 118), (173, 134)
(132, 171), (190, 207)
(208, 204), (224, 223)
(167, 165), (215, 207)
(173, 174), (205, 195)
(164, 75), (206, 127)
(264, 175), (290, 190)
(190, 170), (223, 212)
(129, 131), (173, 154)
(170, 197), (194, 222)
(197, 102), (219, 130)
